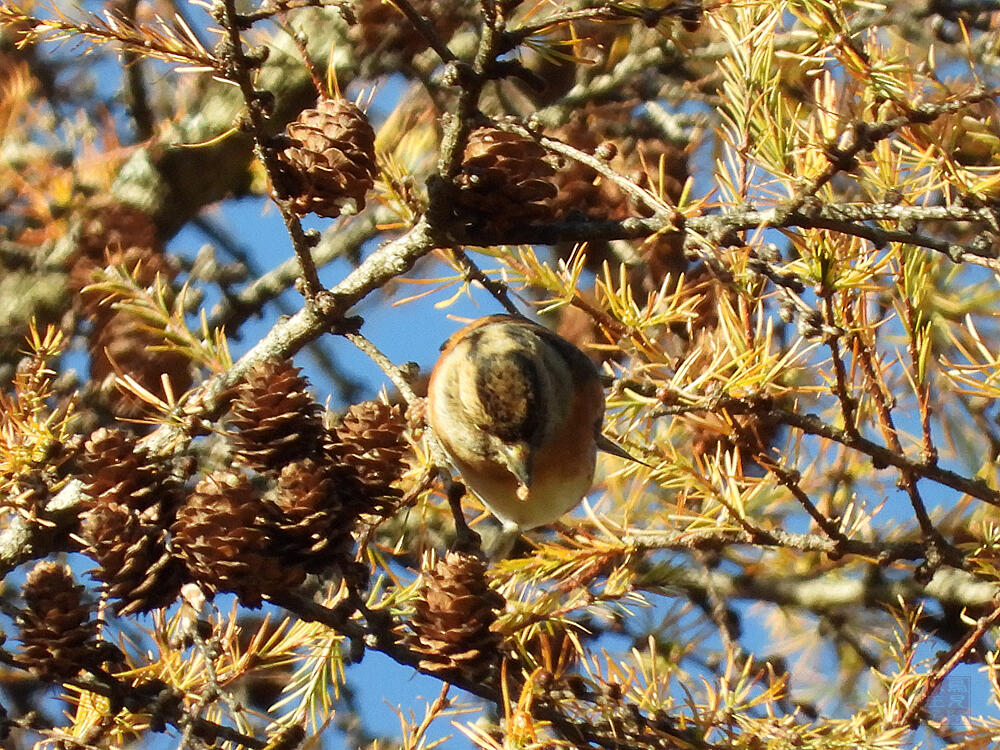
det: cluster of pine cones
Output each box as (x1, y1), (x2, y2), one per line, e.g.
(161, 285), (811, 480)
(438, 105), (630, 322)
(16, 358), (508, 686)
(66, 104), (688, 428)
(16, 549), (507, 687)
(271, 96), (689, 238)
(270, 95), (562, 229)
(74, 357), (408, 615)
(33, 22), (709, 688)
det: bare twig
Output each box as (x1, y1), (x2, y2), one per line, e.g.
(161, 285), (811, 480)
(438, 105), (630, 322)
(819, 290), (858, 434)
(650, 396), (1000, 509)
(894, 597), (1000, 727)
(213, 0), (323, 297)
(341, 328), (419, 405)
(386, 0), (457, 63)
(116, 0), (155, 141)
(451, 247), (522, 316)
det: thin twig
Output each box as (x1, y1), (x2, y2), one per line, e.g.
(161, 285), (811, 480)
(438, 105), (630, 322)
(771, 87), (1000, 225)
(842, 297), (954, 562)
(648, 396), (1000, 508)
(451, 247), (522, 316)
(341, 329), (418, 405)
(536, 131), (678, 223)
(819, 289), (857, 435)
(895, 260), (939, 465)
(749, 446), (848, 545)
(895, 597), (1000, 727)
(213, 0), (323, 297)
(117, 0), (154, 141)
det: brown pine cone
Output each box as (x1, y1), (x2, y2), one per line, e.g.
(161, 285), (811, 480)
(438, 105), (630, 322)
(453, 127), (557, 228)
(80, 500), (184, 615)
(18, 562), (101, 679)
(76, 202), (160, 266)
(273, 98), (377, 219)
(548, 104), (690, 286)
(171, 471), (305, 607)
(229, 358), (324, 474)
(71, 212), (192, 416)
(405, 550), (505, 683)
(79, 428), (178, 512)
(548, 115), (625, 225)
(629, 139), (689, 285)
(350, 0), (465, 61)
(555, 303), (607, 366)
(325, 401), (407, 518)
(689, 408), (784, 475)
(266, 458), (358, 572)
(87, 306), (193, 418)
(71, 213), (169, 289)
(329, 400), (408, 491)
(551, 116), (691, 211)
(73, 242), (176, 315)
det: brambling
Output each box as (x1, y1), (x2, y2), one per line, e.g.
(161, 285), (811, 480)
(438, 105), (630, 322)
(428, 315), (637, 541)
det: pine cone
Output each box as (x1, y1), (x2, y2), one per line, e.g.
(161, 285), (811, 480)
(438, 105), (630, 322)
(229, 358), (324, 474)
(74, 242), (174, 302)
(18, 562), (100, 679)
(326, 401), (407, 519)
(689, 408), (783, 475)
(80, 501), (184, 615)
(171, 471), (305, 607)
(70, 208), (170, 316)
(549, 105), (690, 287)
(405, 550), (505, 683)
(453, 127), (557, 228)
(88, 306), (188, 383)
(555, 302), (606, 365)
(630, 140), (689, 285)
(79, 428), (178, 512)
(87, 307), (193, 418)
(548, 116), (625, 226)
(351, 0), (464, 60)
(266, 458), (358, 572)
(274, 98), (377, 219)
(79, 427), (184, 614)
(78, 202), (160, 264)
(330, 400), (408, 490)
(71, 211), (191, 416)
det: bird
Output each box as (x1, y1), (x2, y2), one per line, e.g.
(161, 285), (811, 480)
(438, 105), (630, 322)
(427, 314), (641, 548)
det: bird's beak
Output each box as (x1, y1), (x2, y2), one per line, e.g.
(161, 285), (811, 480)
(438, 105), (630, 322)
(596, 434), (651, 467)
(498, 441), (533, 501)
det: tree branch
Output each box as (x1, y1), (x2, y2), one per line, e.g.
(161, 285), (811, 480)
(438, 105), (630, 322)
(651, 397), (1000, 508)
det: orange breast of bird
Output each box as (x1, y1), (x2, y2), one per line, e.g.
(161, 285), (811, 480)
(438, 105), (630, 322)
(428, 316), (604, 530)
